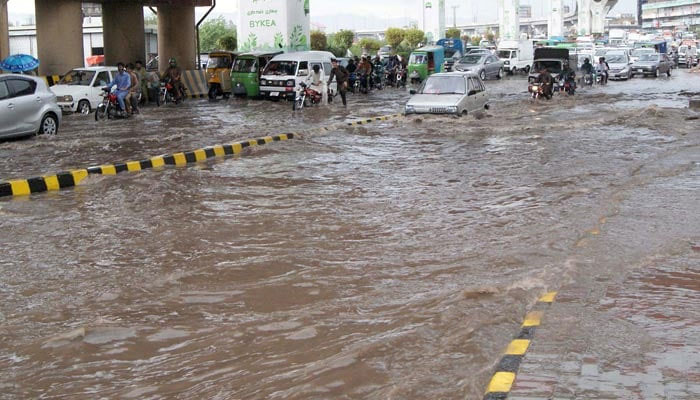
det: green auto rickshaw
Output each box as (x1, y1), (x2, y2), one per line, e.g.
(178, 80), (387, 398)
(231, 51), (283, 98)
(407, 46), (445, 84)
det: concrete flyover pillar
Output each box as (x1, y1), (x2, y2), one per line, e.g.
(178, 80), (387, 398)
(36, 0), (84, 76)
(498, 0), (520, 41)
(102, 2), (145, 66)
(591, 0), (618, 35)
(577, 0), (592, 36)
(157, 5), (195, 73)
(1, 0), (9, 60)
(548, 0), (564, 38)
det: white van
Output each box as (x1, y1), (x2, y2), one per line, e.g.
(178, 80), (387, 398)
(259, 51), (337, 100)
(50, 66), (118, 114)
(497, 40), (534, 74)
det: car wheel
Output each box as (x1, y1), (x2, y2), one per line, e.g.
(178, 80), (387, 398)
(667, 68), (671, 77)
(654, 68), (659, 77)
(479, 70), (486, 80)
(459, 109), (468, 117)
(78, 100), (91, 115)
(497, 68), (503, 79)
(484, 103), (490, 110)
(38, 113), (58, 135)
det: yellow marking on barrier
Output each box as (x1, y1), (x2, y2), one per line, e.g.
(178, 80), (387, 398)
(194, 149), (207, 162)
(52, 75), (60, 83)
(263, 136), (274, 144)
(505, 339), (531, 355)
(100, 165), (117, 175)
(522, 311), (544, 327)
(9, 180), (30, 196)
(248, 139), (258, 147)
(43, 175), (60, 191)
(485, 372), (516, 393)
(213, 145), (225, 157)
(71, 169), (88, 185)
(151, 156), (165, 168)
(126, 161), (141, 172)
(233, 143), (243, 154)
(173, 153), (187, 166)
(589, 228), (600, 235)
(278, 134), (289, 141)
(599, 217), (607, 225)
(538, 292), (557, 303)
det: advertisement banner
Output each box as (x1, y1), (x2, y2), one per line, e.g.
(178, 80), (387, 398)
(237, 0), (310, 52)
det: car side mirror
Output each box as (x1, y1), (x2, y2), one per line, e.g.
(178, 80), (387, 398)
(468, 90), (477, 96)
(409, 89), (417, 95)
(297, 69), (308, 76)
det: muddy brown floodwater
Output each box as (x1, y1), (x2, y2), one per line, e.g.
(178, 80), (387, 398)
(0, 72), (699, 399)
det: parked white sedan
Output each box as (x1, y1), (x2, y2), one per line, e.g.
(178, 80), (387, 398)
(0, 74), (61, 139)
(50, 66), (117, 114)
(405, 71), (489, 116)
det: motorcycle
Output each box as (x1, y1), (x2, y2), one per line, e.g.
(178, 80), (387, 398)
(562, 78), (576, 95)
(292, 82), (323, 111)
(371, 69), (384, 90)
(349, 73), (358, 93)
(528, 83), (552, 100)
(583, 73), (594, 86)
(357, 73), (370, 94)
(157, 79), (186, 106)
(396, 68), (407, 88)
(95, 87), (128, 121)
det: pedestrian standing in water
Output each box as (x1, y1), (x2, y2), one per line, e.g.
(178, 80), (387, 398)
(328, 58), (349, 107)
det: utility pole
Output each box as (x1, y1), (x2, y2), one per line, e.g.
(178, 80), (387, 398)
(423, 0), (426, 32)
(452, 5), (459, 27)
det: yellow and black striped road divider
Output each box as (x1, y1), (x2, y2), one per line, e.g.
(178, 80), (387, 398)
(181, 70), (208, 99)
(0, 112), (405, 199)
(42, 75), (62, 87)
(0, 134), (295, 198)
(483, 291), (557, 400)
(315, 113), (404, 134)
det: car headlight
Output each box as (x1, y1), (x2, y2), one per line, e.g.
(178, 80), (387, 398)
(62, 95), (73, 102)
(446, 106), (458, 113)
(286, 79), (295, 87)
(260, 79), (267, 86)
(405, 105), (415, 114)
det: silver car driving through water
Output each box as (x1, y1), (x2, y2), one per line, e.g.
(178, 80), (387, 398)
(454, 54), (504, 81)
(404, 71), (489, 116)
(0, 74), (61, 139)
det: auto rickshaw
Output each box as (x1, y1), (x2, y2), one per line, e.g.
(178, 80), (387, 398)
(207, 50), (237, 99)
(230, 51), (282, 98)
(407, 46), (445, 84)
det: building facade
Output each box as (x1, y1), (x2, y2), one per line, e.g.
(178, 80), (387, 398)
(641, 0), (700, 30)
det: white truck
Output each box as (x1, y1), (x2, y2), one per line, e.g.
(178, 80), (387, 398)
(609, 29), (628, 47)
(497, 40), (534, 74)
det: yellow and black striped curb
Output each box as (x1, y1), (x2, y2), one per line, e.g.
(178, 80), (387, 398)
(483, 291), (557, 400)
(315, 113), (404, 133)
(0, 134), (294, 198)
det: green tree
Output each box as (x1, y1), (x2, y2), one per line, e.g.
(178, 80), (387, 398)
(485, 29), (496, 43)
(217, 35), (237, 51)
(334, 29), (355, 50)
(310, 30), (327, 51)
(470, 35), (481, 46)
(404, 28), (426, 49)
(445, 27), (461, 39)
(385, 28), (405, 49)
(359, 38), (382, 54)
(199, 16), (237, 53)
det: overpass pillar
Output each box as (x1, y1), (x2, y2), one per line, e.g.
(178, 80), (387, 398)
(498, 0), (520, 41)
(157, 5), (195, 73)
(36, 0), (84, 75)
(548, 0), (564, 38)
(102, 2), (145, 65)
(1, 0), (9, 61)
(591, 0), (618, 35)
(577, 0), (592, 36)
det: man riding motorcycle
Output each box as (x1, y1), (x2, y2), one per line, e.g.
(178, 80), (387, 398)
(560, 61), (576, 94)
(581, 58), (594, 85)
(535, 66), (554, 100)
(161, 57), (184, 102)
(356, 56), (372, 93)
(105, 62), (131, 116)
(596, 57), (610, 85)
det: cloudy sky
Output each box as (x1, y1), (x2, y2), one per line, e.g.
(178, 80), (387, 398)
(8, 0), (637, 28)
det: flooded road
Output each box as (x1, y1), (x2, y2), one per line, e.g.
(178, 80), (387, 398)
(1, 72), (699, 399)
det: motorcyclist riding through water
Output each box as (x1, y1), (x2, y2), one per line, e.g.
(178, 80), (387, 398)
(561, 61), (576, 95)
(581, 58), (594, 85)
(596, 56), (610, 85)
(356, 56), (371, 93)
(162, 57), (184, 102)
(535, 66), (554, 100)
(105, 62), (131, 116)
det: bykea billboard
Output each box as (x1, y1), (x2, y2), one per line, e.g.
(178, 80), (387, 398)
(238, 0), (310, 52)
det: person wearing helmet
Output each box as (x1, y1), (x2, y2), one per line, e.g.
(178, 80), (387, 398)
(162, 57), (183, 102)
(581, 58), (594, 75)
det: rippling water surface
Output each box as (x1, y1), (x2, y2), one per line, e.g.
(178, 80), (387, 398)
(1, 72), (699, 398)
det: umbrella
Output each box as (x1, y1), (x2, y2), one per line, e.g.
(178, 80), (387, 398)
(1, 54), (40, 73)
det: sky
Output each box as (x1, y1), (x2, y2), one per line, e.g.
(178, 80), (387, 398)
(8, 0), (637, 28)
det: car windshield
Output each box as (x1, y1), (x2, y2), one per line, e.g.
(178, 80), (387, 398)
(532, 60), (562, 73)
(459, 55), (484, 64)
(409, 54), (427, 64)
(632, 49), (654, 57)
(445, 49), (460, 59)
(263, 61), (298, 76)
(207, 56), (232, 69)
(497, 50), (513, 58)
(59, 70), (96, 86)
(232, 58), (257, 73)
(420, 76), (466, 95)
(595, 49), (608, 56)
(468, 49), (488, 54)
(639, 54), (659, 62)
(606, 54), (627, 63)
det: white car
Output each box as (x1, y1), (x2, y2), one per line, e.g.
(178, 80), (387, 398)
(50, 66), (118, 114)
(405, 71), (489, 117)
(0, 74), (61, 139)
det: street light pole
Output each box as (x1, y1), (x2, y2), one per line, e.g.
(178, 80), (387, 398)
(452, 5), (459, 27)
